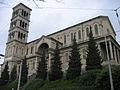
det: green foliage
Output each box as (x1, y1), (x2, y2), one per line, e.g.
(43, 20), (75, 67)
(49, 43), (63, 81)
(2, 66), (119, 90)
(77, 69), (101, 86)
(24, 78), (45, 90)
(0, 81), (17, 90)
(95, 66), (120, 90)
(21, 57), (28, 86)
(0, 62), (9, 86)
(36, 52), (47, 80)
(10, 65), (17, 82)
(86, 29), (102, 70)
(39, 80), (98, 90)
(39, 80), (79, 90)
(66, 38), (81, 80)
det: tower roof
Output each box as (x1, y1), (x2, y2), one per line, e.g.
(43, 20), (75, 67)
(13, 3), (32, 11)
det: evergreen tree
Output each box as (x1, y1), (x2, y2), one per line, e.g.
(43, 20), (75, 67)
(20, 57), (28, 86)
(66, 38), (81, 80)
(10, 65), (17, 82)
(86, 28), (102, 70)
(0, 62), (9, 86)
(36, 51), (47, 80)
(49, 43), (63, 81)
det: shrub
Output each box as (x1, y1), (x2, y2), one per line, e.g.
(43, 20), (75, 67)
(76, 69), (101, 86)
(95, 66), (120, 90)
(24, 78), (45, 90)
(1, 81), (17, 90)
(39, 86), (97, 90)
(39, 80), (79, 90)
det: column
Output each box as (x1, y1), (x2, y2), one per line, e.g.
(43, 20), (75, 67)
(113, 45), (117, 63)
(109, 41), (114, 60)
(116, 49), (120, 63)
(35, 56), (38, 71)
(48, 53), (51, 71)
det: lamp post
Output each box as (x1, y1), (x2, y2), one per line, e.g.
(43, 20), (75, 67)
(104, 36), (114, 90)
(17, 60), (22, 90)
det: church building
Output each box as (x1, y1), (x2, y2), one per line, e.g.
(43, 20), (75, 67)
(3, 3), (120, 78)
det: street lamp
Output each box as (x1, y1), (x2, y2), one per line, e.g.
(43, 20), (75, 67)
(104, 36), (114, 90)
(17, 60), (23, 90)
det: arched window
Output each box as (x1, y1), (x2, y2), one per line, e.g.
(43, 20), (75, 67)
(21, 9), (24, 15)
(22, 22), (24, 28)
(78, 30), (81, 39)
(23, 34), (25, 40)
(64, 35), (66, 44)
(74, 32), (76, 39)
(21, 33), (23, 39)
(18, 32), (20, 38)
(25, 23), (27, 28)
(86, 27), (89, 37)
(26, 12), (28, 17)
(71, 33), (73, 41)
(94, 24), (98, 35)
(24, 11), (26, 16)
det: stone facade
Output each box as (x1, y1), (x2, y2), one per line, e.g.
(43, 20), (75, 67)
(2, 3), (120, 78)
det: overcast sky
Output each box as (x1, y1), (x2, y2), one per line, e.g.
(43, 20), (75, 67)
(0, 0), (120, 64)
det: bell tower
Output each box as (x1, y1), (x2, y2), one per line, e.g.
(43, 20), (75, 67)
(8, 3), (31, 43)
(4, 3), (32, 70)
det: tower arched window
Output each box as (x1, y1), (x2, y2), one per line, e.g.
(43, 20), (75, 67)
(22, 22), (24, 28)
(21, 9), (24, 15)
(26, 12), (28, 17)
(94, 24), (98, 35)
(21, 33), (23, 39)
(20, 20), (22, 27)
(11, 22), (13, 28)
(18, 32), (20, 38)
(13, 21), (16, 27)
(24, 11), (26, 16)
(23, 34), (25, 40)
(25, 23), (27, 29)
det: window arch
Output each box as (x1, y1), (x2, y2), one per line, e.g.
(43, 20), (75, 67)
(94, 24), (98, 35)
